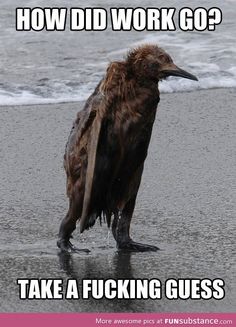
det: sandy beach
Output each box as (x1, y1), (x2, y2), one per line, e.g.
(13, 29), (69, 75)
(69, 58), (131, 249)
(0, 88), (235, 312)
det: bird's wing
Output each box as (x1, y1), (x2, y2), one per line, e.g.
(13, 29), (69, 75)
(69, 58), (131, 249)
(79, 93), (107, 233)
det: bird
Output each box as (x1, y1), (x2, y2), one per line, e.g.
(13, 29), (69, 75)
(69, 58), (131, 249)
(57, 44), (198, 253)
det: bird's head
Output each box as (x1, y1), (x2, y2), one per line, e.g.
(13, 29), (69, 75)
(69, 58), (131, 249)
(127, 44), (198, 83)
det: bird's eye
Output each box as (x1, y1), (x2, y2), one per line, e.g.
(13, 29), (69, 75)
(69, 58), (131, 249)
(148, 62), (159, 70)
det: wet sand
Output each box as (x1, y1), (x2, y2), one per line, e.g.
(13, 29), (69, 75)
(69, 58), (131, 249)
(0, 88), (235, 312)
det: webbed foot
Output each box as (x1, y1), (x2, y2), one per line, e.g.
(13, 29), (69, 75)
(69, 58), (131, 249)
(118, 240), (159, 252)
(57, 239), (90, 254)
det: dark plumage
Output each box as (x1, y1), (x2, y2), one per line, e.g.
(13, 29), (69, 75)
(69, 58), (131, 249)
(57, 44), (198, 253)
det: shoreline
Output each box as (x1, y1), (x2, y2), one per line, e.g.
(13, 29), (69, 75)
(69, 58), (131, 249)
(1, 87), (235, 109)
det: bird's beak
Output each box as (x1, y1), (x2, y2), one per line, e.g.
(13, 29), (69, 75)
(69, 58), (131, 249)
(161, 63), (198, 81)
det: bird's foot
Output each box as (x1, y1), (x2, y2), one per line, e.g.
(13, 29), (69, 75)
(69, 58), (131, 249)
(57, 238), (90, 254)
(117, 240), (159, 252)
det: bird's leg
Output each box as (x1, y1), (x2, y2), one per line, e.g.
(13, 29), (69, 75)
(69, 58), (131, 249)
(112, 198), (159, 252)
(57, 197), (90, 254)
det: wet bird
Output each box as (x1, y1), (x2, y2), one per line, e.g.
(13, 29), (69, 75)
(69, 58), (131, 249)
(57, 44), (198, 253)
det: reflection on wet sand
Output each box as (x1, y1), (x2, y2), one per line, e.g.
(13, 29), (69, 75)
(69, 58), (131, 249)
(58, 251), (134, 280)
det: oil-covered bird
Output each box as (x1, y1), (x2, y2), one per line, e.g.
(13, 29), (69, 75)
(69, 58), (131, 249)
(57, 44), (198, 253)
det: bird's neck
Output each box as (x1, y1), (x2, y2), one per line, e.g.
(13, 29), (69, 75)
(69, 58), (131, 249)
(100, 61), (160, 100)
(100, 74), (159, 103)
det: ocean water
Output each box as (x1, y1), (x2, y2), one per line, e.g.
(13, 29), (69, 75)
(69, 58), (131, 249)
(0, 0), (235, 106)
